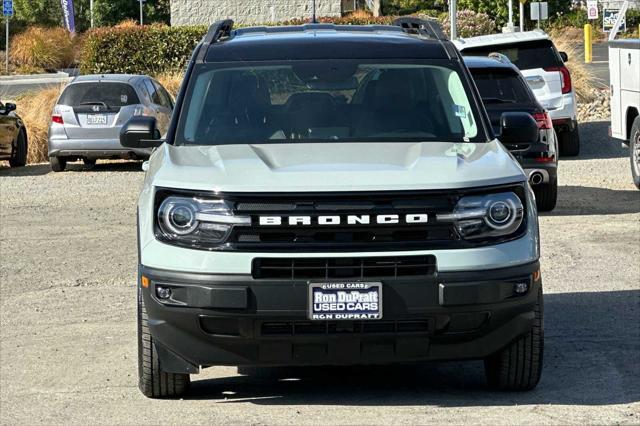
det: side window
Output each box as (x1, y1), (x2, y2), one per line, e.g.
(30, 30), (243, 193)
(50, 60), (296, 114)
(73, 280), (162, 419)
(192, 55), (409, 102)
(144, 79), (161, 105)
(152, 80), (174, 109)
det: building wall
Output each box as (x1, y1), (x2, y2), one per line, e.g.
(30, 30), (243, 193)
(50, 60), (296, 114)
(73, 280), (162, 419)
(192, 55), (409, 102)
(171, 0), (343, 26)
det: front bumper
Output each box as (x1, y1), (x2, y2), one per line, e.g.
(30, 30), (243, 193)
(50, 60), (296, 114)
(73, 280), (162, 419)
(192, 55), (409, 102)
(48, 137), (152, 159)
(140, 261), (541, 373)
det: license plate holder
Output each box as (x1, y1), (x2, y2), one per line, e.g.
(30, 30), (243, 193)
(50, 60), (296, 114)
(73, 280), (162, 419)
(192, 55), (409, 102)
(86, 114), (107, 125)
(308, 282), (382, 320)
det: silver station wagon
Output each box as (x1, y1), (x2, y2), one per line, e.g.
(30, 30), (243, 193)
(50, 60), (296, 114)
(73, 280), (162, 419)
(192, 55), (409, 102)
(48, 74), (174, 171)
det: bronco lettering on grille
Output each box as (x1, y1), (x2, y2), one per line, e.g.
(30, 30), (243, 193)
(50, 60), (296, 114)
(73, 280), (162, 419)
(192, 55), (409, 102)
(258, 214), (429, 226)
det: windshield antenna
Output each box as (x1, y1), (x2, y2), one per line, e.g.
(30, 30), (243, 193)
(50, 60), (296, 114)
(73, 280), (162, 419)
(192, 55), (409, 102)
(311, 0), (317, 23)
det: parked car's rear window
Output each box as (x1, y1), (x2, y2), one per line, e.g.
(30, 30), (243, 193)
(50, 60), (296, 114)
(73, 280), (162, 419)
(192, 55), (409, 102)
(461, 40), (562, 70)
(58, 82), (140, 107)
(177, 60), (485, 145)
(470, 69), (535, 104)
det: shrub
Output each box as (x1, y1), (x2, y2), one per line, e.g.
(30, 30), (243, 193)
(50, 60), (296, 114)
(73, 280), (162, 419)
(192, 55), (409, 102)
(10, 27), (76, 71)
(80, 23), (206, 75)
(80, 16), (406, 75)
(383, 0), (447, 16)
(440, 10), (497, 37)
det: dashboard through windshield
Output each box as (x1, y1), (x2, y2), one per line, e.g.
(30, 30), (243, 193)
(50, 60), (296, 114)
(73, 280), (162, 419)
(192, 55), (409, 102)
(176, 60), (486, 145)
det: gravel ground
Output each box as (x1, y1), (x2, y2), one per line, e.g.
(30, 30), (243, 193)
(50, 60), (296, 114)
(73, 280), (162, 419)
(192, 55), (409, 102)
(1, 120), (639, 425)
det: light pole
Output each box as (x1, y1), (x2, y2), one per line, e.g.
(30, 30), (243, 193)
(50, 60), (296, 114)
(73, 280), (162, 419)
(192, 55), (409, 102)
(449, 0), (457, 39)
(508, 0), (514, 28)
(139, 0), (143, 25)
(90, 0), (94, 27)
(311, 0), (316, 23)
(519, 0), (524, 31)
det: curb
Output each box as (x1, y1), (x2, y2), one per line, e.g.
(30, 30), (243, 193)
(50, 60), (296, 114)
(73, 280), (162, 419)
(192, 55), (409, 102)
(0, 72), (71, 86)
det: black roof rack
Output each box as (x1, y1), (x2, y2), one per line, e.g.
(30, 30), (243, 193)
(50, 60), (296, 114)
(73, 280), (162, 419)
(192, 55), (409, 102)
(195, 18), (452, 63)
(197, 19), (234, 61)
(392, 17), (447, 41)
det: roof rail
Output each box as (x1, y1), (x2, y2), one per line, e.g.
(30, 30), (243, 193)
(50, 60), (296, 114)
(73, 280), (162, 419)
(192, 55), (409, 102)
(392, 17), (447, 41)
(203, 19), (234, 44)
(197, 19), (234, 61)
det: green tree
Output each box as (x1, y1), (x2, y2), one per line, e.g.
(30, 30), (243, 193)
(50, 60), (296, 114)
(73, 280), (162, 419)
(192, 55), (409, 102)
(13, 0), (62, 26)
(93, 0), (169, 27)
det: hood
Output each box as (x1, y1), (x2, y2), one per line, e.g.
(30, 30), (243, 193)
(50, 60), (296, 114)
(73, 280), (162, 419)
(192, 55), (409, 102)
(148, 141), (525, 192)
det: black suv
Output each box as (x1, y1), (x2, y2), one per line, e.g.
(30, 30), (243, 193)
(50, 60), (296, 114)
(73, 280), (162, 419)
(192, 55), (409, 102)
(465, 56), (558, 211)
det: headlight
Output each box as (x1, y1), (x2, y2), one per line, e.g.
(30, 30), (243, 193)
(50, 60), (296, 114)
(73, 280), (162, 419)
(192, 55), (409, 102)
(156, 195), (250, 248)
(437, 192), (524, 240)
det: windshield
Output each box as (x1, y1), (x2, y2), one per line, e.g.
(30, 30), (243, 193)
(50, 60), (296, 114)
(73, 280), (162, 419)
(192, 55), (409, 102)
(176, 60), (484, 145)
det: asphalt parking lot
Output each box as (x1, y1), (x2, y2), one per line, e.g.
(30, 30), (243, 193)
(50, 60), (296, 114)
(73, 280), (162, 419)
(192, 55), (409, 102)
(1, 120), (639, 425)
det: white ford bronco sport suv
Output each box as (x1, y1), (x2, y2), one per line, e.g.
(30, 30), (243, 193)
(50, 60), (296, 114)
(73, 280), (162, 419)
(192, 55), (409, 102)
(121, 19), (544, 398)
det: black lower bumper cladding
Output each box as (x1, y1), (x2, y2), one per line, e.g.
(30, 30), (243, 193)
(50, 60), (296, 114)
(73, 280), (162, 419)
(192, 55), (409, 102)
(140, 261), (541, 374)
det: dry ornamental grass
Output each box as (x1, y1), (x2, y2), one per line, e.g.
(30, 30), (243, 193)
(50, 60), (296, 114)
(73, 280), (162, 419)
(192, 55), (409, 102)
(10, 27), (76, 72)
(16, 85), (66, 164)
(548, 31), (600, 103)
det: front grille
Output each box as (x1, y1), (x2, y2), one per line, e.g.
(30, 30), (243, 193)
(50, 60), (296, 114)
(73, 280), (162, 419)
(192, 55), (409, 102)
(261, 320), (433, 336)
(228, 191), (460, 251)
(155, 185), (527, 251)
(252, 255), (437, 279)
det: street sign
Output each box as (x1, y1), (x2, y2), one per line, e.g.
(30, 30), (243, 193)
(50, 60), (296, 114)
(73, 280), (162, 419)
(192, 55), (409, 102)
(587, 0), (598, 19)
(530, 1), (548, 20)
(3, 0), (13, 16)
(603, 8), (626, 31)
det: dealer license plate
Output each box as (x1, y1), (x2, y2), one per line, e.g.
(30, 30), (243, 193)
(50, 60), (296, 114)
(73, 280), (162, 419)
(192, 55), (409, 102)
(309, 282), (382, 320)
(86, 114), (107, 125)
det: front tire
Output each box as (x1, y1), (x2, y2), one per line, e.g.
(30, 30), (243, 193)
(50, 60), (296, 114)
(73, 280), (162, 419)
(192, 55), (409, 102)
(137, 286), (190, 398)
(484, 289), (544, 391)
(559, 126), (580, 157)
(49, 156), (67, 172)
(9, 130), (27, 168)
(533, 177), (558, 212)
(629, 117), (640, 190)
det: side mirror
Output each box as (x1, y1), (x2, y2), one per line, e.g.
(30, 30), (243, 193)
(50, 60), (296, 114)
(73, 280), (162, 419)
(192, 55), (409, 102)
(559, 51), (568, 62)
(2, 102), (16, 114)
(500, 112), (539, 145)
(120, 116), (163, 149)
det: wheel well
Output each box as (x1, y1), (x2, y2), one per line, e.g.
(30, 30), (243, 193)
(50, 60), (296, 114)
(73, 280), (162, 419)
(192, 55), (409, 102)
(627, 107), (639, 140)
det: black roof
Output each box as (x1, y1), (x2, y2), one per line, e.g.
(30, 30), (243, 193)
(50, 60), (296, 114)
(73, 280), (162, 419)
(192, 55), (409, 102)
(463, 56), (519, 71)
(200, 23), (454, 62)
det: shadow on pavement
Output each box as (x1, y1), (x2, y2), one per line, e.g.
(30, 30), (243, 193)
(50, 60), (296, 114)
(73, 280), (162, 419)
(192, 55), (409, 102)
(0, 160), (143, 176)
(0, 163), (51, 176)
(185, 290), (640, 407)
(545, 185), (640, 216)
(563, 121), (628, 161)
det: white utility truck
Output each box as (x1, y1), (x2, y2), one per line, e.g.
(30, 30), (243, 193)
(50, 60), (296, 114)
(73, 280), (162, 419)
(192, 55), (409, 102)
(609, 38), (640, 189)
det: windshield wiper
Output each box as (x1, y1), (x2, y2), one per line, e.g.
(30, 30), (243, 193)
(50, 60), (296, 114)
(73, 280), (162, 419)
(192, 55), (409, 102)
(481, 98), (517, 104)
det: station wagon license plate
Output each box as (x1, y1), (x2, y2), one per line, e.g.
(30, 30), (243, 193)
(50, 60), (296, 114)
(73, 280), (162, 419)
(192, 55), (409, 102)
(309, 282), (382, 320)
(86, 114), (107, 125)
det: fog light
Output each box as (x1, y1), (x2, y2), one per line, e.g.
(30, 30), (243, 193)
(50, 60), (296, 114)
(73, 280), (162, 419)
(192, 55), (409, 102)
(156, 286), (172, 300)
(513, 282), (529, 294)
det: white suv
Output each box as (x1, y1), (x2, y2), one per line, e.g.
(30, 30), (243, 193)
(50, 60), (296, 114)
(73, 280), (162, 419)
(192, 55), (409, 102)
(455, 30), (580, 156)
